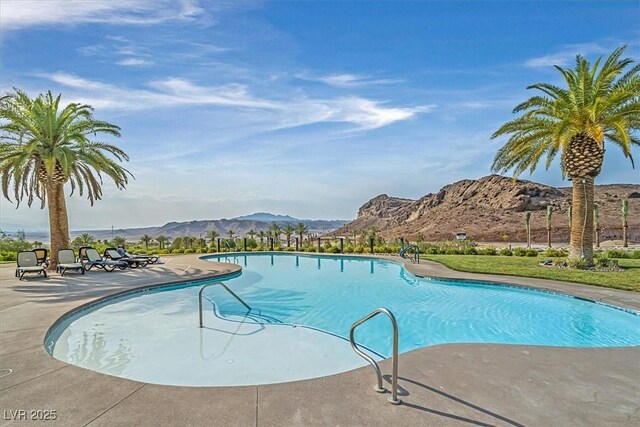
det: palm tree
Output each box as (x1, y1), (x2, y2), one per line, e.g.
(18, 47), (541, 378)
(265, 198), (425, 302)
(525, 211), (532, 248)
(206, 229), (219, 247)
(622, 198), (629, 248)
(269, 223), (281, 246)
(283, 224), (294, 247)
(76, 233), (96, 246)
(545, 205), (553, 248)
(247, 229), (256, 241)
(110, 236), (126, 248)
(593, 204), (601, 248)
(491, 47), (639, 265)
(257, 230), (266, 246)
(140, 234), (152, 250)
(156, 235), (168, 250)
(0, 89), (131, 269)
(227, 230), (235, 239)
(295, 222), (308, 246)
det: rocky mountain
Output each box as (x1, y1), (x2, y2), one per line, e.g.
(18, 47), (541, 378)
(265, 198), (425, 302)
(333, 175), (640, 244)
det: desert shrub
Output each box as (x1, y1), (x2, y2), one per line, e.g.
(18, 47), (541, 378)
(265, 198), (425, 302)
(425, 247), (441, 255)
(567, 257), (589, 269)
(353, 245), (365, 254)
(544, 248), (565, 258)
(327, 246), (341, 254)
(171, 249), (183, 254)
(184, 248), (195, 254)
(499, 248), (513, 256)
(307, 246), (317, 253)
(478, 248), (497, 256)
(344, 245), (354, 253)
(513, 247), (527, 257)
(147, 248), (159, 255)
(606, 249), (627, 259)
(284, 246), (295, 252)
(444, 248), (460, 255)
(196, 248), (206, 254)
(463, 247), (478, 255)
(0, 251), (17, 261)
(159, 249), (169, 255)
(525, 249), (538, 257)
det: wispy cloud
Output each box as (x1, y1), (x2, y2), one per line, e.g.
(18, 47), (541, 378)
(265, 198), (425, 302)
(38, 72), (431, 130)
(297, 72), (402, 87)
(524, 42), (615, 68)
(117, 58), (152, 66)
(0, 0), (204, 31)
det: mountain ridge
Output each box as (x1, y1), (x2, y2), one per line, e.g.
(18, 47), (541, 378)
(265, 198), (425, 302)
(333, 174), (640, 243)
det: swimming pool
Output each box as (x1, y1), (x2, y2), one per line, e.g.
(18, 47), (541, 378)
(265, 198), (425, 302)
(45, 253), (640, 386)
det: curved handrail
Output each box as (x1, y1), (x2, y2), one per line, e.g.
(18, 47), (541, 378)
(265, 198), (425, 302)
(198, 282), (251, 327)
(349, 308), (401, 405)
(399, 244), (419, 263)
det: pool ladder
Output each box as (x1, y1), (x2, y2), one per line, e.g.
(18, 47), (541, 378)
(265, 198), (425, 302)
(349, 308), (401, 405)
(198, 282), (251, 327)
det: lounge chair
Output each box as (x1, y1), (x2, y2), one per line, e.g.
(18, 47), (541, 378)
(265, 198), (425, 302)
(56, 249), (85, 276)
(123, 250), (159, 264)
(103, 248), (149, 268)
(79, 247), (127, 272)
(15, 251), (48, 280)
(33, 247), (49, 268)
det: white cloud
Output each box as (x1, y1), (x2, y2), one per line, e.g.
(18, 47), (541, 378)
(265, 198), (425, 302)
(0, 0), (204, 31)
(524, 42), (614, 68)
(298, 72), (402, 87)
(117, 58), (152, 66)
(37, 73), (431, 130)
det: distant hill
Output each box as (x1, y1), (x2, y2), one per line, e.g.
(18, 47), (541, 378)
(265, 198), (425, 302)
(233, 212), (299, 222)
(19, 214), (350, 243)
(331, 174), (640, 244)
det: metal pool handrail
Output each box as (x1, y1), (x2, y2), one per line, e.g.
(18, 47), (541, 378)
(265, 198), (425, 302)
(349, 308), (401, 405)
(198, 282), (251, 327)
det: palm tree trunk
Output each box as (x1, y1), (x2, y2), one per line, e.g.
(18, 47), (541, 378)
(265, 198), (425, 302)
(623, 225), (628, 248)
(569, 177), (595, 264)
(547, 228), (551, 248)
(47, 182), (70, 270)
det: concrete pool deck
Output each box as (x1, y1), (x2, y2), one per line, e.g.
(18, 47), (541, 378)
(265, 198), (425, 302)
(1, 253), (638, 426)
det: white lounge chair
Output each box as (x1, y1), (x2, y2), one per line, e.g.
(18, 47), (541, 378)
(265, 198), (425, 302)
(56, 249), (85, 276)
(15, 251), (48, 280)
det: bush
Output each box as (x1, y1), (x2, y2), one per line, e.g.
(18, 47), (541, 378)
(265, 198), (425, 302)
(499, 248), (513, 256)
(171, 249), (183, 254)
(463, 247), (478, 255)
(353, 245), (364, 254)
(513, 247), (527, 257)
(196, 248), (207, 254)
(327, 246), (341, 254)
(606, 249), (627, 259)
(544, 248), (565, 257)
(284, 246), (295, 252)
(525, 249), (538, 257)
(425, 247), (441, 255)
(159, 249), (169, 255)
(478, 248), (497, 256)
(632, 250), (640, 259)
(567, 257), (589, 269)
(344, 245), (354, 253)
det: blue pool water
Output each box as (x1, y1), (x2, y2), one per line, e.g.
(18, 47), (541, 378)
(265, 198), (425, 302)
(45, 254), (640, 386)
(206, 254), (640, 355)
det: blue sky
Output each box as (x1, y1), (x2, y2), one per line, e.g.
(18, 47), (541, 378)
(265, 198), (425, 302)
(1, 0), (639, 230)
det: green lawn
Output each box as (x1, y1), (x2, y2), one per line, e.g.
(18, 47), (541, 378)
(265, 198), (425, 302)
(423, 255), (640, 292)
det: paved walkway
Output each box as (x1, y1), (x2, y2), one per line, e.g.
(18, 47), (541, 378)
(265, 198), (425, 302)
(1, 253), (638, 426)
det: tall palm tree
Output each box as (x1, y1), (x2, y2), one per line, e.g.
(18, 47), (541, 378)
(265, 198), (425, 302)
(257, 230), (266, 246)
(156, 235), (168, 250)
(593, 204), (601, 248)
(0, 89), (131, 268)
(545, 205), (553, 248)
(622, 198), (629, 248)
(140, 234), (152, 250)
(72, 232), (96, 250)
(269, 223), (281, 246)
(524, 211), (532, 248)
(283, 224), (294, 247)
(295, 222), (308, 246)
(491, 47), (639, 264)
(247, 229), (256, 241)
